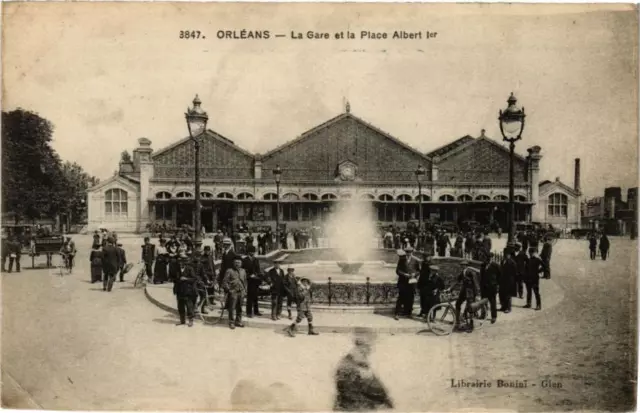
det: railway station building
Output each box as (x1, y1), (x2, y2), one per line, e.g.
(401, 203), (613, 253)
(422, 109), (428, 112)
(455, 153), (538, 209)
(86, 100), (569, 233)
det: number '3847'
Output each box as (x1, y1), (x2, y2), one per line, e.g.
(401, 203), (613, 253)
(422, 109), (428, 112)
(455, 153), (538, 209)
(179, 31), (203, 39)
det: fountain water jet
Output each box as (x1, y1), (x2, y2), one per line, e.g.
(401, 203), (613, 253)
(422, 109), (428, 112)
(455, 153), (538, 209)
(324, 199), (378, 274)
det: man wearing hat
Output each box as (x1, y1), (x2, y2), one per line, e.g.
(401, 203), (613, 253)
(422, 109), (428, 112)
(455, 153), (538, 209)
(141, 237), (156, 283)
(102, 237), (120, 292)
(116, 242), (127, 282)
(267, 261), (286, 320)
(417, 262), (445, 320)
(394, 246), (419, 320)
(447, 261), (478, 331)
(524, 249), (543, 310)
(222, 256), (247, 329)
(174, 254), (198, 327)
(333, 328), (393, 411)
(499, 246), (517, 313)
(218, 237), (237, 288)
(514, 243), (527, 299)
(479, 252), (500, 323)
(243, 245), (264, 317)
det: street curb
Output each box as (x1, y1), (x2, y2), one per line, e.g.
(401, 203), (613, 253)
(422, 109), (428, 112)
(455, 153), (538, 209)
(143, 285), (426, 334)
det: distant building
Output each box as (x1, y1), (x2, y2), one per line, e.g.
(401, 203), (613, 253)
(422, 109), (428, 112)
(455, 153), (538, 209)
(537, 159), (582, 230)
(582, 186), (638, 235)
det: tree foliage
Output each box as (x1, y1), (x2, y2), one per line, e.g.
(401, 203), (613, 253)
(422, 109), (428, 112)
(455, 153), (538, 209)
(2, 109), (98, 224)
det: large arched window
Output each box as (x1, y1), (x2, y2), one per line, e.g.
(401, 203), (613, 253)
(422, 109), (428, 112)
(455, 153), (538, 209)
(458, 194), (472, 202)
(415, 194), (431, 202)
(360, 193), (375, 201)
(321, 193), (337, 201)
(282, 193), (299, 201)
(176, 191), (193, 198)
(378, 194), (393, 202)
(105, 189), (128, 218)
(263, 193), (278, 201)
(494, 195), (508, 201)
(200, 192), (214, 199)
(302, 193), (319, 201)
(515, 195), (527, 202)
(439, 194), (454, 202)
(155, 191), (171, 199)
(548, 193), (568, 217)
(237, 192), (254, 200)
(476, 194), (490, 201)
(397, 194), (412, 202)
(217, 192), (234, 199)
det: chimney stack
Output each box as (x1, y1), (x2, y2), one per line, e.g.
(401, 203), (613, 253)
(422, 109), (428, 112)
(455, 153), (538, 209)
(574, 158), (581, 193)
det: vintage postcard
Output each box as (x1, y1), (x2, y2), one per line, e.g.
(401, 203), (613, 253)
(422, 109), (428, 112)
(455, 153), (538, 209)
(1, 2), (638, 412)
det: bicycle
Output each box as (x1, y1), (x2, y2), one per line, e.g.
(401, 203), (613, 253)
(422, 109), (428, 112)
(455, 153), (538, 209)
(58, 253), (72, 276)
(427, 290), (489, 336)
(133, 261), (147, 288)
(194, 281), (222, 323)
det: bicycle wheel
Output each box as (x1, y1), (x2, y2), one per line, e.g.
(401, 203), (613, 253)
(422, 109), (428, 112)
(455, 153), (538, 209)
(134, 268), (145, 288)
(427, 303), (456, 336)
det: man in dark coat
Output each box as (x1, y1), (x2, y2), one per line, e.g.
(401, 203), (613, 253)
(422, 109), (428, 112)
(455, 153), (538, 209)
(499, 247), (517, 313)
(418, 263), (445, 319)
(599, 234), (610, 261)
(480, 252), (500, 323)
(524, 249), (543, 310)
(222, 257), (247, 329)
(514, 243), (528, 299)
(588, 234), (598, 260)
(174, 255), (197, 327)
(243, 245), (264, 317)
(141, 237), (155, 283)
(540, 237), (553, 279)
(333, 329), (393, 412)
(282, 267), (298, 320)
(393, 247), (419, 320)
(117, 242), (127, 282)
(218, 237), (237, 287)
(102, 238), (120, 292)
(267, 261), (286, 320)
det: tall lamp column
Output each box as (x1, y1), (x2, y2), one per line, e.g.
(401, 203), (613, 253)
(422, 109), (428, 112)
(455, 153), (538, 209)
(185, 94), (209, 251)
(498, 93), (526, 248)
(415, 165), (426, 230)
(273, 165), (282, 250)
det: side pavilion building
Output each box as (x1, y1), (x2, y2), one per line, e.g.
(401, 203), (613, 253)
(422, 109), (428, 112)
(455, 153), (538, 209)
(87, 101), (544, 233)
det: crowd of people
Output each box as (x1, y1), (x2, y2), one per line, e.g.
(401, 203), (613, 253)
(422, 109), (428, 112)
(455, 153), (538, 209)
(393, 229), (554, 332)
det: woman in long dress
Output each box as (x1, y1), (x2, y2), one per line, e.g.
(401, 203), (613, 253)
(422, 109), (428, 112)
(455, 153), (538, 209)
(286, 232), (295, 250)
(154, 239), (169, 284)
(167, 242), (180, 282)
(89, 244), (103, 283)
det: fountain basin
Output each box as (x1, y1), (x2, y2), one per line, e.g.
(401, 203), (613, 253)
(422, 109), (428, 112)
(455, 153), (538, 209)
(272, 248), (481, 307)
(336, 261), (364, 274)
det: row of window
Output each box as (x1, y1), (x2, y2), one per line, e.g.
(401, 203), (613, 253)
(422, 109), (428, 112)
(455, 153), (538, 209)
(103, 188), (571, 219)
(153, 190), (529, 203)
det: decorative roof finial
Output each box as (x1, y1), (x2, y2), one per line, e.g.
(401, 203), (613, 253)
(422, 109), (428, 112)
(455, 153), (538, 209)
(345, 100), (351, 114)
(480, 129), (486, 137)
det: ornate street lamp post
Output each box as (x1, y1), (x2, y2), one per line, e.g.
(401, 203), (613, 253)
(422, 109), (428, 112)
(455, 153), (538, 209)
(415, 165), (426, 230)
(273, 164), (282, 249)
(498, 93), (526, 247)
(185, 95), (209, 251)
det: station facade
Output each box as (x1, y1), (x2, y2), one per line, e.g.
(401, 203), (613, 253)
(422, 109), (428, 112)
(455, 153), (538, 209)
(87, 104), (550, 233)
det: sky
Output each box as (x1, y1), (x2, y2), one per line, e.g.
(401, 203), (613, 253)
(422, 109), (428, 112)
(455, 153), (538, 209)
(3, 3), (638, 199)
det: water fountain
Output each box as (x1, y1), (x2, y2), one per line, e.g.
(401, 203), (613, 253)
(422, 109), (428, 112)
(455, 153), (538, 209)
(274, 198), (480, 308)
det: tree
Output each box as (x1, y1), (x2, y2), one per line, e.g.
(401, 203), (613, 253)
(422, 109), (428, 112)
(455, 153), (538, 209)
(1, 109), (98, 226)
(2, 109), (64, 223)
(58, 161), (98, 225)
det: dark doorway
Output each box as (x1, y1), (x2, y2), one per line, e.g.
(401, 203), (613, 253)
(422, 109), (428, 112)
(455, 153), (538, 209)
(176, 204), (193, 227)
(201, 208), (214, 233)
(216, 203), (235, 233)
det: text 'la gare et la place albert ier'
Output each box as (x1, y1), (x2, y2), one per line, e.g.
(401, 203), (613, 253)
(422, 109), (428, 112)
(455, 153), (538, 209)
(213, 30), (438, 40)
